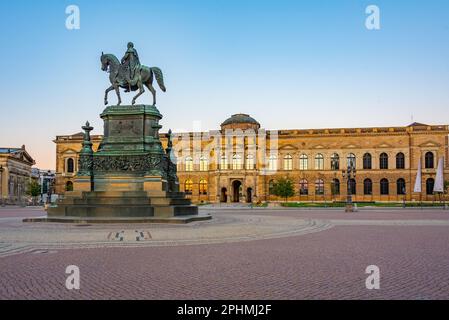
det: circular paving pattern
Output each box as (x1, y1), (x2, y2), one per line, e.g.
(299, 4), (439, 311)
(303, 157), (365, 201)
(2, 207), (449, 299)
(0, 210), (335, 257)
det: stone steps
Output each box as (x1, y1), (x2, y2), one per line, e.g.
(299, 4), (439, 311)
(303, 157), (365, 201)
(48, 204), (198, 218)
(69, 197), (191, 206)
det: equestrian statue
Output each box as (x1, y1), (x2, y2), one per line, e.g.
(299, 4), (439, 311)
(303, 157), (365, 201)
(101, 42), (166, 106)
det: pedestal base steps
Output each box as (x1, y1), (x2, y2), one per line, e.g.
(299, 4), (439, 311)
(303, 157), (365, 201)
(46, 190), (199, 218)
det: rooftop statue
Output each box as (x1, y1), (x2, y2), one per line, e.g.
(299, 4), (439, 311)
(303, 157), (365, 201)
(101, 42), (166, 106)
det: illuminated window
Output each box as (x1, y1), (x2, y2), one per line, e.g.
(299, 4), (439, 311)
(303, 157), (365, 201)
(246, 154), (255, 170)
(232, 154), (243, 170)
(199, 156), (208, 171)
(185, 157), (193, 171)
(268, 154), (277, 171)
(283, 154), (293, 170)
(299, 154), (308, 170)
(199, 179), (208, 195)
(220, 155), (228, 170)
(184, 179), (193, 194)
(315, 154), (324, 170)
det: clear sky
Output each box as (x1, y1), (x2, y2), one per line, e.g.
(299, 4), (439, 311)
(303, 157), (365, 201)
(1, 0), (449, 169)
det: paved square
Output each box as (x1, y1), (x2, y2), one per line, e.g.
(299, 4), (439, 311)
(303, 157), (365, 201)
(1, 207), (449, 299)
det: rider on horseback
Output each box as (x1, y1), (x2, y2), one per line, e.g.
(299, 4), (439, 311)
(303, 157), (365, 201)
(121, 42), (141, 92)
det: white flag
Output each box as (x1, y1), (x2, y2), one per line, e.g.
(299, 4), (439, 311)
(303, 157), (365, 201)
(413, 158), (422, 193)
(433, 157), (444, 193)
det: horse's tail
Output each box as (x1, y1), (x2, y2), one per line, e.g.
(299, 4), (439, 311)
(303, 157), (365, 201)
(151, 67), (166, 92)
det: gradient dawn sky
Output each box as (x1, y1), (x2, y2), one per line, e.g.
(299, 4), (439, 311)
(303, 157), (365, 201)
(1, 0), (449, 169)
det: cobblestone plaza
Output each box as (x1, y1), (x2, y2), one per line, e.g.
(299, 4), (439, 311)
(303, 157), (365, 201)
(1, 206), (449, 300)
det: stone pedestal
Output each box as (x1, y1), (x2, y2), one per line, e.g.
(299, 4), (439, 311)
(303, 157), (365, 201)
(44, 105), (205, 223)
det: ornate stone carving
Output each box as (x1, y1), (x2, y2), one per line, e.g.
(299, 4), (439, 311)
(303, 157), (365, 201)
(91, 154), (166, 175)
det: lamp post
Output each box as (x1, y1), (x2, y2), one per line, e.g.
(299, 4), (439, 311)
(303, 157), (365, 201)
(0, 165), (3, 206)
(402, 186), (406, 208)
(342, 159), (356, 212)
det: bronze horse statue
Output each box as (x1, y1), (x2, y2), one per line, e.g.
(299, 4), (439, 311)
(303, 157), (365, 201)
(100, 53), (166, 106)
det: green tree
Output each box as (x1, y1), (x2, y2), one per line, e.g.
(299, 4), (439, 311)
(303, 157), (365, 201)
(27, 180), (41, 197)
(272, 177), (295, 203)
(27, 179), (41, 205)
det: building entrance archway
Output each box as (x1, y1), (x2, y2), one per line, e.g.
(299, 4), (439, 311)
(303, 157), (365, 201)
(232, 180), (242, 202)
(220, 187), (227, 203)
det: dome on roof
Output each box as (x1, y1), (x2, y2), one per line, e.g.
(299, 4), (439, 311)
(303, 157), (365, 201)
(221, 114), (260, 130)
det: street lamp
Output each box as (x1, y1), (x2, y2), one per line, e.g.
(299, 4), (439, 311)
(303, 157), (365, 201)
(0, 165), (4, 206)
(342, 159), (356, 212)
(402, 186), (406, 208)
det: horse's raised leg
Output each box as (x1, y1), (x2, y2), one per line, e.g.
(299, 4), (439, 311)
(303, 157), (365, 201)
(114, 85), (122, 106)
(104, 85), (114, 105)
(132, 81), (145, 105)
(145, 82), (156, 106)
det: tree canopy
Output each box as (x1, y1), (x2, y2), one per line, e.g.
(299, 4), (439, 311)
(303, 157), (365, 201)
(272, 177), (295, 202)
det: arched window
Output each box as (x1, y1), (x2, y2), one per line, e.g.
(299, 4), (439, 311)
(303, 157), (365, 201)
(184, 179), (193, 194)
(315, 154), (324, 170)
(396, 153), (405, 169)
(299, 179), (308, 195)
(199, 156), (208, 171)
(363, 153), (372, 170)
(199, 179), (208, 195)
(380, 153), (389, 170)
(246, 154), (255, 170)
(66, 158), (74, 173)
(268, 154), (277, 171)
(65, 181), (73, 192)
(331, 154), (340, 170)
(425, 152), (434, 169)
(363, 179), (372, 195)
(397, 178), (406, 195)
(299, 154), (308, 170)
(232, 154), (243, 170)
(380, 178), (389, 195)
(315, 179), (324, 195)
(331, 178), (340, 195)
(185, 156), (193, 171)
(268, 180), (275, 195)
(426, 178), (435, 195)
(283, 154), (293, 170)
(347, 153), (356, 168)
(220, 154), (228, 170)
(349, 178), (356, 195)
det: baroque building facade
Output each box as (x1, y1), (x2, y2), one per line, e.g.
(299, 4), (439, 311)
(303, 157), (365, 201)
(0, 145), (36, 204)
(54, 114), (449, 203)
